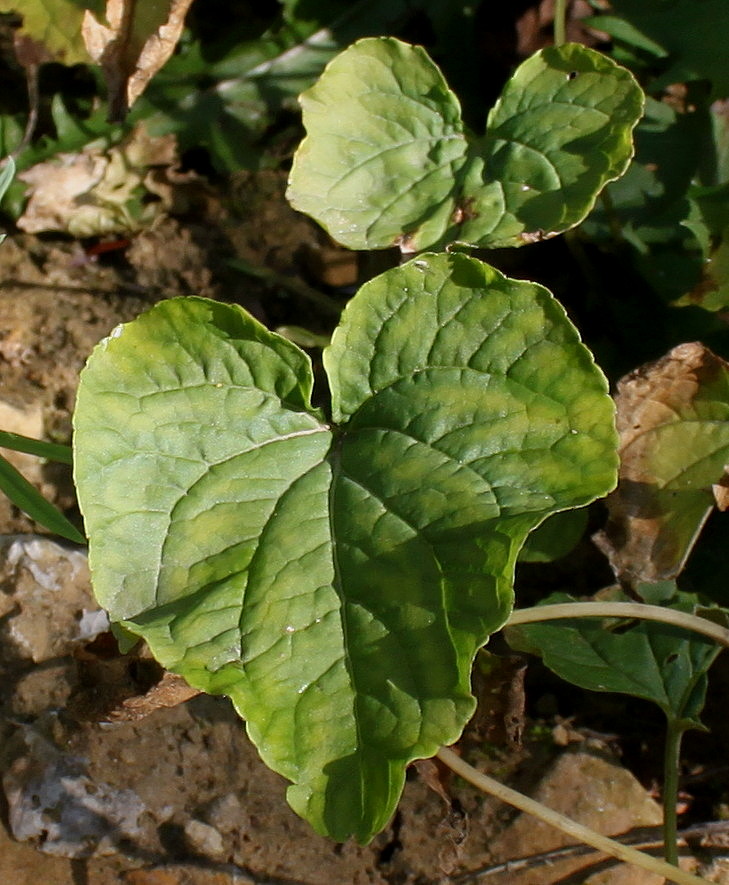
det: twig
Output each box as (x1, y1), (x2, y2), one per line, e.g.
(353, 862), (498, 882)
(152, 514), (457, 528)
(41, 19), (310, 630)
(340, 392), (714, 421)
(452, 821), (729, 882)
(506, 602), (729, 649)
(554, 0), (568, 46)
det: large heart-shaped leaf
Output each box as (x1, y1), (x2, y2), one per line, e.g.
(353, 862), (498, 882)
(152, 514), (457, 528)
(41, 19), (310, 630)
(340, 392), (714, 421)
(73, 253), (617, 842)
(287, 38), (644, 252)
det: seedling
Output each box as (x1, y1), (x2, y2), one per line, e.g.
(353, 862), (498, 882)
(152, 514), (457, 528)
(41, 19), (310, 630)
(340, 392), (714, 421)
(71, 28), (728, 885)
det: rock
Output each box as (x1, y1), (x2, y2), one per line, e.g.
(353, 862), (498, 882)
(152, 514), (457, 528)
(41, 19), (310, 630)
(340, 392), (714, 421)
(3, 723), (145, 858)
(0, 815), (74, 885)
(0, 535), (107, 664)
(10, 661), (77, 716)
(203, 793), (244, 835)
(702, 857), (729, 883)
(480, 747), (664, 885)
(183, 819), (225, 859)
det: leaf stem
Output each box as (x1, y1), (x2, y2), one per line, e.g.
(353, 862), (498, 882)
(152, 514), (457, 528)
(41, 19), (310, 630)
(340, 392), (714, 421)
(664, 722), (684, 866)
(554, 0), (568, 46)
(506, 603), (729, 649)
(436, 747), (709, 885)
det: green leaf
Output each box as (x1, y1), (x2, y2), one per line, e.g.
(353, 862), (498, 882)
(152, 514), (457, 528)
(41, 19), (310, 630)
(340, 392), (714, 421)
(287, 38), (644, 252)
(0, 156), (15, 204)
(518, 508), (589, 563)
(0, 0), (91, 65)
(595, 0), (729, 98)
(73, 253), (617, 842)
(673, 184), (729, 311)
(0, 454), (84, 543)
(507, 585), (722, 730)
(137, 0), (428, 172)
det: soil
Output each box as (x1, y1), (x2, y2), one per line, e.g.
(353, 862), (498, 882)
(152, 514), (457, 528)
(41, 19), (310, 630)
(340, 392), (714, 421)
(0, 170), (724, 885)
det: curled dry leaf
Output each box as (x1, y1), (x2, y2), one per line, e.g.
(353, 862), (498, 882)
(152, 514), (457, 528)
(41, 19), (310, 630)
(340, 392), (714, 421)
(595, 342), (729, 583)
(82, 0), (196, 120)
(105, 671), (200, 722)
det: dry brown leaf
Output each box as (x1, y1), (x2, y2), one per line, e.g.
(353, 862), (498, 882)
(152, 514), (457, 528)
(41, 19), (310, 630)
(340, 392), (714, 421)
(82, 0), (196, 120)
(594, 342), (729, 583)
(105, 671), (200, 722)
(712, 468), (729, 510)
(17, 124), (181, 236)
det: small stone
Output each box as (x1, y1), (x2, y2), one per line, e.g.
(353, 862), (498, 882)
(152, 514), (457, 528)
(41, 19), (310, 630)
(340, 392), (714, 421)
(3, 724), (145, 858)
(183, 819), (225, 859)
(0, 535), (106, 664)
(203, 793), (244, 834)
(10, 662), (75, 716)
(484, 748), (664, 885)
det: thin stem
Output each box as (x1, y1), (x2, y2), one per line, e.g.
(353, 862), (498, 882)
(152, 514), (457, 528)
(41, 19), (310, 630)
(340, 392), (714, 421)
(506, 603), (729, 649)
(437, 747), (709, 885)
(664, 723), (684, 866)
(599, 187), (626, 244)
(554, 0), (568, 46)
(11, 61), (39, 159)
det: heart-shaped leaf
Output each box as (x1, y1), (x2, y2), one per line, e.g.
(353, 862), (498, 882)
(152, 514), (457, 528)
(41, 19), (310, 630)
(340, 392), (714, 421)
(287, 38), (644, 252)
(73, 253), (617, 842)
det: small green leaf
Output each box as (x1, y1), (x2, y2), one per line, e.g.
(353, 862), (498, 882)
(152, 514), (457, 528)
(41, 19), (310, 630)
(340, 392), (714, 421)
(518, 508), (589, 563)
(74, 253), (617, 842)
(287, 38), (644, 251)
(507, 585), (721, 730)
(596, 0), (729, 98)
(0, 454), (84, 543)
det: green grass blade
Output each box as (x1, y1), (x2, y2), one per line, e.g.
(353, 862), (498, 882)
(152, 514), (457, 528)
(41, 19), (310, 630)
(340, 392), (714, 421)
(0, 430), (73, 464)
(0, 453), (84, 543)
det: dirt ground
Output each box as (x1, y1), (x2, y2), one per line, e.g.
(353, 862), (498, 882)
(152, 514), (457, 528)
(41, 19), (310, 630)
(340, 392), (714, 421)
(0, 171), (724, 885)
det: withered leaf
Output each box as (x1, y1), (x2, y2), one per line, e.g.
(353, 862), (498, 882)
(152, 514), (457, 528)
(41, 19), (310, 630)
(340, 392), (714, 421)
(17, 124), (180, 236)
(82, 0), (196, 120)
(595, 342), (729, 583)
(712, 469), (729, 511)
(106, 671), (200, 722)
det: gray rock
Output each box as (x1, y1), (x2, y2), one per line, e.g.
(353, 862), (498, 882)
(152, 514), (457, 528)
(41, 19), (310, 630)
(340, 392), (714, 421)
(3, 724), (145, 858)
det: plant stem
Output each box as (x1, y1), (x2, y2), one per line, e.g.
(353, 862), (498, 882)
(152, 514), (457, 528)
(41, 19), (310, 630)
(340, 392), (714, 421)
(436, 747), (709, 885)
(664, 722), (684, 866)
(506, 603), (729, 649)
(554, 0), (568, 46)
